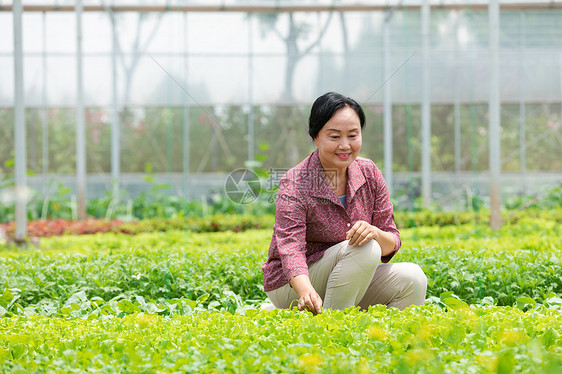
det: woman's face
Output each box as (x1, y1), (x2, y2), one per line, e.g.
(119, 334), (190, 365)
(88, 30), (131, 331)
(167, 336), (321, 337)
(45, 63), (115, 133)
(314, 106), (362, 172)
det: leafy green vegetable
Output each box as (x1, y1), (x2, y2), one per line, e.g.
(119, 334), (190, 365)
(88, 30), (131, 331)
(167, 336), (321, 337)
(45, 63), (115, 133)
(0, 211), (561, 373)
(0, 306), (561, 373)
(2, 217), (561, 307)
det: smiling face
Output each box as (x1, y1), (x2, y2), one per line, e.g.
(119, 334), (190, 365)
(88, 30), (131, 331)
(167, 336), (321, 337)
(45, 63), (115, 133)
(313, 105), (362, 173)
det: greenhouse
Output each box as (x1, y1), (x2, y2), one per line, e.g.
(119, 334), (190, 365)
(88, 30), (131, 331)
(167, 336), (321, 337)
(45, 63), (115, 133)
(1, 1), (562, 372)
(2, 0), (560, 208)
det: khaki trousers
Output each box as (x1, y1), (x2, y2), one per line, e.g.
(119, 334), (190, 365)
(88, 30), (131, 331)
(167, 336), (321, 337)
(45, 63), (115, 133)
(266, 240), (427, 311)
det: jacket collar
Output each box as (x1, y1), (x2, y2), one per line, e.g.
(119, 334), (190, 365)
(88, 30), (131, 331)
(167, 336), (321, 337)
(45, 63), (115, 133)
(306, 149), (366, 205)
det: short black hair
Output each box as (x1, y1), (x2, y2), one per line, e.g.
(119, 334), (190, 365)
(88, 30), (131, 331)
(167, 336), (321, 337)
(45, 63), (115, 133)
(308, 92), (366, 139)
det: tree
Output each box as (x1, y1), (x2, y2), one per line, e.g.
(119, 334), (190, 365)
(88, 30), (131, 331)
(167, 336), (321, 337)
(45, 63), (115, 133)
(257, 11), (334, 165)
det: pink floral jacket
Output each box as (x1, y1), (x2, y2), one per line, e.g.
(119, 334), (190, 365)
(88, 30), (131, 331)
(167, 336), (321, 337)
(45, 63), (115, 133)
(262, 149), (401, 292)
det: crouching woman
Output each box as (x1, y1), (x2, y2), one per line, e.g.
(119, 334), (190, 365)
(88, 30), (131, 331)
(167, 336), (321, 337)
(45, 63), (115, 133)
(262, 92), (427, 314)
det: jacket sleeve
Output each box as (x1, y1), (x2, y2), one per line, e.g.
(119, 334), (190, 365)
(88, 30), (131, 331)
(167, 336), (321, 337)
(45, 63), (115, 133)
(371, 163), (401, 262)
(273, 177), (309, 283)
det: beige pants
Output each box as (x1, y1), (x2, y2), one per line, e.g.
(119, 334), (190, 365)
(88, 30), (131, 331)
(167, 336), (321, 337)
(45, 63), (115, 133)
(266, 240), (427, 311)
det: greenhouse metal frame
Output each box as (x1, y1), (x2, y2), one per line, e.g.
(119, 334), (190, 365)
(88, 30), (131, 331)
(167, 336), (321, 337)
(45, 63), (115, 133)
(3, 0), (562, 240)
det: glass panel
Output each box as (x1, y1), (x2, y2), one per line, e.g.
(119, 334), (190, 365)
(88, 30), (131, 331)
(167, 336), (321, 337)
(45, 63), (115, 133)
(252, 56), (285, 103)
(45, 56), (75, 106)
(83, 56), (111, 107)
(0, 57), (13, 106)
(0, 14), (12, 53)
(186, 56), (249, 105)
(187, 12), (248, 54)
(113, 12), (167, 54)
(144, 12), (184, 54)
(251, 12), (287, 55)
(83, 12), (111, 53)
(22, 56), (43, 107)
(22, 13), (43, 53)
(45, 13), (76, 53)
(125, 55), (187, 106)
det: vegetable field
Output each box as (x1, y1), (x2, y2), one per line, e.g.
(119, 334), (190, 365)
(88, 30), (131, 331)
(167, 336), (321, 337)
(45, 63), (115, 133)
(1, 214), (562, 373)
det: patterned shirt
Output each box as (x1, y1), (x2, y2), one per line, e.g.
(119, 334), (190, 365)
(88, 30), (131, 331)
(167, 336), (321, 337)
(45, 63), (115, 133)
(262, 149), (401, 292)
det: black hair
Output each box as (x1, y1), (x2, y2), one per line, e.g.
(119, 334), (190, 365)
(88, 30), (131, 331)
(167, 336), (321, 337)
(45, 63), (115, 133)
(308, 92), (366, 139)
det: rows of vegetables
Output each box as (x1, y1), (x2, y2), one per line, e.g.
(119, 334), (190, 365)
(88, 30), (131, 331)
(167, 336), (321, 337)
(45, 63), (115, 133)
(1, 213), (561, 372)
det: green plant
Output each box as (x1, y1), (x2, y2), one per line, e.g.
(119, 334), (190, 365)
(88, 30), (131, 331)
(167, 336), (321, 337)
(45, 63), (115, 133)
(1, 305), (561, 373)
(1, 210), (562, 373)
(1, 215), (561, 308)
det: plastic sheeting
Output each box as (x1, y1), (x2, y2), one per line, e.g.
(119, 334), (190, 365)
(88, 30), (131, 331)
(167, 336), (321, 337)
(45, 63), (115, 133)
(1, 8), (561, 107)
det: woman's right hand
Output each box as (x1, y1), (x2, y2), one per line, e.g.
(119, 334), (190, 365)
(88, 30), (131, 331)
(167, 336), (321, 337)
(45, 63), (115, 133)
(290, 274), (323, 314)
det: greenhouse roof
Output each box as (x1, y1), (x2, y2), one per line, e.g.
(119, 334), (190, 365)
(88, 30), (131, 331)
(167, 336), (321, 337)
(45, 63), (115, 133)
(2, 0), (562, 106)
(1, 0), (562, 12)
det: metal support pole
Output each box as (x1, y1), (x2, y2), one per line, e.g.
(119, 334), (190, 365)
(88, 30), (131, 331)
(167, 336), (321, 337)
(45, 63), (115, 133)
(42, 11), (48, 195)
(558, 53), (562, 145)
(467, 9), (479, 206)
(76, 0), (87, 220)
(318, 12), (325, 93)
(454, 11), (461, 174)
(454, 92), (461, 173)
(402, 8), (415, 209)
(247, 13), (254, 168)
(111, 13), (120, 196)
(519, 11), (526, 193)
(383, 11), (393, 191)
(182, 12), (190, 200)
(13, 0), (27, 243)
(558, 53), (562, 140)
(421, 0), (431, 207)
(489, 0), (502, 229)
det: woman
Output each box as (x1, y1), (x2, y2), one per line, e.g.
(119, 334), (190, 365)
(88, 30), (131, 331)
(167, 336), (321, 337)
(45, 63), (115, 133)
(262, 92), (427, 314)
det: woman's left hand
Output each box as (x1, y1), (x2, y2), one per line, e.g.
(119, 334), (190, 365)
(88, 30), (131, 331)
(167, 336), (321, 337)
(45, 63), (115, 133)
(346, 220), (378, 247)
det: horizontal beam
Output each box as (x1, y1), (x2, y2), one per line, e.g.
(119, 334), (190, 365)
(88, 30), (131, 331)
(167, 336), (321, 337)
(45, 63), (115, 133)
(0, 99), (559, 109)
(1, 2), (562, 12)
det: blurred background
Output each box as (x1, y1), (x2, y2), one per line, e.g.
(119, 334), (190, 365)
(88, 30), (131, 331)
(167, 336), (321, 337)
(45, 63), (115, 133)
(1, 0), (562, 225)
